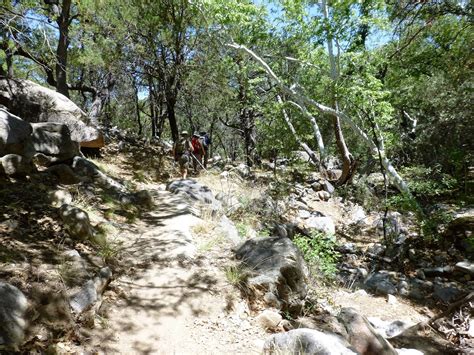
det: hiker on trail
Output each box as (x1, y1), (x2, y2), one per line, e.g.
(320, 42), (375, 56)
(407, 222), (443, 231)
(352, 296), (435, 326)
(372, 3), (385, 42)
(191, 132), (205, 174)
(173, 131), (193, 179)
(200, 131), (211, 168)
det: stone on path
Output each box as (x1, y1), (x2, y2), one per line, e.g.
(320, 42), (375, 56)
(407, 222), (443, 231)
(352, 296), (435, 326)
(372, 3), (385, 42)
(263, 328), (356, 355)
(235, 236), (309, 314)
(69, 267), (112, 314)
(256, 309), (282, 330)
(0, 282), (28, 348)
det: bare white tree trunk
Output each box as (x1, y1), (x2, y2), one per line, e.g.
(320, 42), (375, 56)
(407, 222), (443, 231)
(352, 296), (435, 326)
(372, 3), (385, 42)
(227, 43), (410, 195)
(287, 100), (326, 163)
(277, 95), (320, 165)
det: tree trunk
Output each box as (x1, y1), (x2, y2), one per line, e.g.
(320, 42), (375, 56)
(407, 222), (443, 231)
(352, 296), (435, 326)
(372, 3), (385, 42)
(55, 0), (71, 97)
(166, 95), (179, 142)
(89, 73), (115, 127)
(132, 75), (142, 136)
(322, 0), (356, 185)
(287, 100), (326, 164)
(148, 77), (156, 138)
(277, 95), (320, 166)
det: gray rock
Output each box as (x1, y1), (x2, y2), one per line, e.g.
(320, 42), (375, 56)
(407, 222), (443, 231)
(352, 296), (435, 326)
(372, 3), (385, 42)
(368, 317), (412, 338)
(69, 267), (112, 314)
(263, 328), (356, 355)
(367, 243), (386, 256)
(256, 309), (282, 330)
(167, 179), (221, 212)
(236, 163), (251, 178)
(0, 282), (28, 348)
(59, 204), (95, 242)
(322, 180), (335, 194)
(455, 261), (474, 276)
(303, 216), (335, 235)
(0, 77), (101, 144)
(72, 156), (125, 192)
(273, 224), (288, 238)
(339, 243), (357, 254)
(30, 122), (79, 163)
(365, 272), (397, 295)
(317, 190), (331, 201)
(217, 215), (240, 246)
(298, 210), (311, 219)
(49, 189), (73, 207)
(311, 182), (323, 191)
(433, 283), (464, 303)
(1, 153), (34, 176)
(120, 190), (153, 209)
(235, 236), (309, 314)
(338, 308), (397, 355)
(0, 108), (34, 157)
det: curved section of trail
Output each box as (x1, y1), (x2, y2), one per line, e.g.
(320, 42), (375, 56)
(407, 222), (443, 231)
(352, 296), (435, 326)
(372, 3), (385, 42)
(92, 187), (265, 354)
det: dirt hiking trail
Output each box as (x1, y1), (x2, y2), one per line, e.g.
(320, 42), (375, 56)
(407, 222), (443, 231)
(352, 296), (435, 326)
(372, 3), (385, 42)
(90, 185), (265, 354)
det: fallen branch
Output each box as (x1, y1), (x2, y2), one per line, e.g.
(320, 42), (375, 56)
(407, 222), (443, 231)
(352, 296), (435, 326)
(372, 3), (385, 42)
(427, 291), (474, 326)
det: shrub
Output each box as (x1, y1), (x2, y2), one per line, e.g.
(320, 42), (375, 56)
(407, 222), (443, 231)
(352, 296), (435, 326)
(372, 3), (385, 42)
(293, 231), (340, 279)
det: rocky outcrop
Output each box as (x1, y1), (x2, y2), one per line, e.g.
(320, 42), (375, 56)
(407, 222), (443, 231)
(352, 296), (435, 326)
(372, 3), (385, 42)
(235, 236), (309, 315)
(0, 109), (34, 157)
(263, 328), (356, 355)
(0, 77), (101, 145)
(0, 282), (28, 348)
(31, 122), (79, 163)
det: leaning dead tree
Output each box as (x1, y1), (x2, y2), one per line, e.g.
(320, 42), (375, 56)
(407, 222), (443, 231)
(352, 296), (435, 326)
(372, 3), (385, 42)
(228, 43), (410, 196)
(277, 95), (321, 166)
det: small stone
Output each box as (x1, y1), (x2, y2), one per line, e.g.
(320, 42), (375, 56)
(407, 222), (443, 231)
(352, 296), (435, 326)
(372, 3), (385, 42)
(416, 269), (426, 280)
(298, 210), (311, 219)
(357, 268), (368, 279)
(387, 294), (398, 305)
(256, 309), (282, 330)
(317, 190), (331, 201)
(455, 261), (474, 276)
(354, 289), (368, 296)
(49, 189), (73, 208)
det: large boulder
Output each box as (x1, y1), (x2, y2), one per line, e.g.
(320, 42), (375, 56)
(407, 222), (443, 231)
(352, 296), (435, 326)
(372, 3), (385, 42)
(263, 328), (356, 355)
(31, 122), (79, 163)
(235, 236), (309, 314)
(1, 153), (35, 176)
(0, 108), (34, 157)
(338, 307), (397, 355)
(0, 77), (101, 145)
(0, 282), (28, 348)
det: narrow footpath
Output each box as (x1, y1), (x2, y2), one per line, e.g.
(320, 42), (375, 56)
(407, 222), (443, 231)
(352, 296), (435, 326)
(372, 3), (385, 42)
(90, 186), (265, 354)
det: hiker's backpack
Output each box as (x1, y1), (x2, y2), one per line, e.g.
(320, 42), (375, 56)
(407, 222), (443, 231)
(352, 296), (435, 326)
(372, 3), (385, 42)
(202, 134), (211, 148)
(191, 137), (203, 154)
(175, 138), (187, 156)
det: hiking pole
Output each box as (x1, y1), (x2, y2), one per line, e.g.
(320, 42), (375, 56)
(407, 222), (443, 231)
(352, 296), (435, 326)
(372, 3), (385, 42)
(190, 152), (208, 172)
